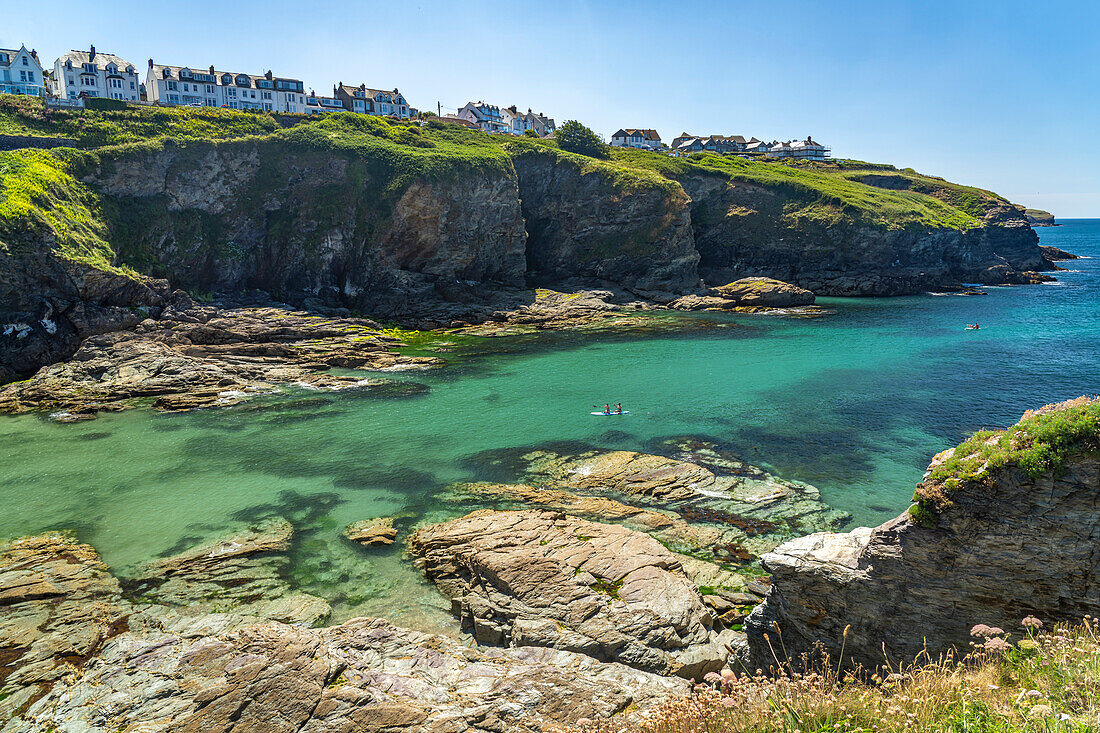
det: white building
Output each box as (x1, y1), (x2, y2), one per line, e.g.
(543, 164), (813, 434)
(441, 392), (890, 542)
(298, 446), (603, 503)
(145, 61), (307, 113)
(610, 129), (662, 149)
(766, 137), (829, 161)
(305, 91), (345, 115)
(334, 84), (414, 118)
(457, 101), (509, 133)
(52, 46), (139, 101)
(501, 106), (556, 136)
(0, 45), (48, 97)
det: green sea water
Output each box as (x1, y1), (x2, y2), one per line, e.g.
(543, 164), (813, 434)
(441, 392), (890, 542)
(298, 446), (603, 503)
(2, 220), (1098, 633)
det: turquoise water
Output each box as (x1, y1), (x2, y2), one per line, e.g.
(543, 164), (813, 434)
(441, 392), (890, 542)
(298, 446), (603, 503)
(2, 220), (1098, 631)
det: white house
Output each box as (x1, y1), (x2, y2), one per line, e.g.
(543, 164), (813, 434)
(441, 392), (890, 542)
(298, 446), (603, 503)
(305, 91), (345, 115)
(501, 106), (556, 136)
(53, 46), (139, 102)
(457, 102), (509, 133)
(610, 129), (662, 149)
(766, 137), (829, 161)
(145, 61), (307, 113)
(0, 45), (48, 97)
(334, 83), (413, 118)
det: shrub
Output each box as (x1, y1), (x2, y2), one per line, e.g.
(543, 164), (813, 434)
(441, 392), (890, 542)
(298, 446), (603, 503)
(523, 128), (538, 138)
(555, 120), (609, 159)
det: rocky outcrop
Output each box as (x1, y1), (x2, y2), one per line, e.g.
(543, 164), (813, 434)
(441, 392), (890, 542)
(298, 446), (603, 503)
(0, 301), (437, 418)
(670, 277), (815, 311)
(409, 509), (739, 677)
(743, 397), (1100, 671)
(1025, 208), (1056, 226)
(678, 174), (1047, 295)
(1040, 245), (1078, 261)
(0, 246), (169, 383)
(0, 532), (686, 731)
(511, 150), (700, 294)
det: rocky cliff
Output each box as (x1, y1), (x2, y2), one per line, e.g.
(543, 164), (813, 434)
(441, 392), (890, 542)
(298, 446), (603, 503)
(743, 396), (1100, 671)
(0, 110), (1057, 381)
(679, 173), (1046, 296)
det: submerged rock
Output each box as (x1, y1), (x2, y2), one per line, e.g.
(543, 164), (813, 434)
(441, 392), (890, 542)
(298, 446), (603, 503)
(0, 530), (685, 732)
(408, 509), (739, 677)
(131, 518), (331, 626)
(344, 517), (398, 547)
(743, 396), (1100, 671)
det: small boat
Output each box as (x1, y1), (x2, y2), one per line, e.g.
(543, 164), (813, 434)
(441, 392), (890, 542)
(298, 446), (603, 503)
(965, 324), (980, 330)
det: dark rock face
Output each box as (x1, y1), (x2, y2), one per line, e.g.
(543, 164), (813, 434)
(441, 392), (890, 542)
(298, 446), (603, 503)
(679, 175), (1046, 295)
(742, 397), (1100, 672)
(0, 245), (168, 382)
(91, 141), (530, 313)
(512, 151), (701, 294)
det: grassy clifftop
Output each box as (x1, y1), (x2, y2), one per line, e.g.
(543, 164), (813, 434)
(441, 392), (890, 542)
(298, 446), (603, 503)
(0, 95), (1028, 277)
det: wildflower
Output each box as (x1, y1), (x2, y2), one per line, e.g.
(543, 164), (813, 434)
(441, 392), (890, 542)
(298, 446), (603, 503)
(969, 624), (1005, 638)
(703, 672), (722, 684)
(1021, 615), (1043, 629)
(1028, 704), (1053, 718)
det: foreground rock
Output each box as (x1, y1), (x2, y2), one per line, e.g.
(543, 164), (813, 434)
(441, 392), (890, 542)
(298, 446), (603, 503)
(743, 396), (1100, 671)
(131, 518), (331, 625)
(669, 277), (815, 312)
(1039, 244), (1078, 261)
(0, 298), (438, 419)
(0, 532), (686, 731)
(409, 509), (739, 677)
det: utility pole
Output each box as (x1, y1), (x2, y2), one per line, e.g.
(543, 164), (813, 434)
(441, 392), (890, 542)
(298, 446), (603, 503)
(437, 101), (441, 117)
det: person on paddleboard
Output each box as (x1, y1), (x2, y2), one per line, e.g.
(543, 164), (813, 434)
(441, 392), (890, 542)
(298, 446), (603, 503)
(603, 404), (611, 414)
(615, 403), (622, 414)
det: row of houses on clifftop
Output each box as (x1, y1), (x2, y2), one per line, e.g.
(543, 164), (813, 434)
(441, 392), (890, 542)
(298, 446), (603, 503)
(612, 127), (830, 160)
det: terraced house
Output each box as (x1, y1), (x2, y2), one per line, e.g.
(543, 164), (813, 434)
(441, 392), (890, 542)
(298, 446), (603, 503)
(333, 83), (414, 118)
(145, 61), (307, 112)
(501, 106), (556, 136)
(457, 101), (509, 133)
(610, 128), (662, 149)
(52, 46), (139, 101)
(766, 137), (829, 161)
(0, 45), (47, 97)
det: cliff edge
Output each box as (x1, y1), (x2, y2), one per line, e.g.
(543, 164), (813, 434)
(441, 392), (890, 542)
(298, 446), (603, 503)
(744, 396), (1100, 670)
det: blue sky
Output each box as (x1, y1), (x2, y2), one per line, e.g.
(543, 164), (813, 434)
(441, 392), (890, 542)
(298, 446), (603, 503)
(6, 0), (1099, 216)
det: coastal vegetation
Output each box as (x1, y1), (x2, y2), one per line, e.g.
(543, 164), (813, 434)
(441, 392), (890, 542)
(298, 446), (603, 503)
(0, 94), (1024, 274)
(559, 617), (1100, 733)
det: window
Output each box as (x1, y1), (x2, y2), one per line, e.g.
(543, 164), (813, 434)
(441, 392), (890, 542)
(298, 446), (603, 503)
(67, 76), (74, 86)
(23, 56), (29, 66)
(205, 85), (214, 93)
(168, 94), (179, 103)
(262, 91), (271, 100)
(83, 63), (95, 73)
(167, 81), (177, 91)
(130, 82), (135, 90)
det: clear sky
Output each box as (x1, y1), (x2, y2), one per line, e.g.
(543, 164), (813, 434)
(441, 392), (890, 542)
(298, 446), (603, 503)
(7, 0), (1098, 216)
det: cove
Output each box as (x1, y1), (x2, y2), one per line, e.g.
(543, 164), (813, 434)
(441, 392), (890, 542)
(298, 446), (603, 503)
(2, 220), (1097, 635)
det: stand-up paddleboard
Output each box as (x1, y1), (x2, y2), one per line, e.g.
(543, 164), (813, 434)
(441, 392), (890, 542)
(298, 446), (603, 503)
(590, 411), (630, 416)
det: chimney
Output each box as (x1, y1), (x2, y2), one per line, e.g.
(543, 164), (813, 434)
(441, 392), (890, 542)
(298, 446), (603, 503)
(30, 49), (38, 61)
(209, 65), (215, 75)
(148, 58), (153, 68)
(265, 70), (272, 80)
(89, 44), (95, 61)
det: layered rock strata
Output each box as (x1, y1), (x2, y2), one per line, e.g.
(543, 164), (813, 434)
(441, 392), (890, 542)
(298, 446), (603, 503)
(0, 532), (686, 731)
(743, 397), (1100, 671)
(409, 509), (740, 677)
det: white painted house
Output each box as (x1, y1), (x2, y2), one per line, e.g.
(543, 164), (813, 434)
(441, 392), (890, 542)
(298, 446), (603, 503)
(501, 106), (556, 136)
(53, 46), (139, 101)
(145, 61), (307, 112)
(0, 45), (48, 97)
(610, 129), (662, 149)
(457, 102), (509, 133)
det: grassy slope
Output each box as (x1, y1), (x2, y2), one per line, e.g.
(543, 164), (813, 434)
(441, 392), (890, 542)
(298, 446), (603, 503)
(0, 95), (1024, 278)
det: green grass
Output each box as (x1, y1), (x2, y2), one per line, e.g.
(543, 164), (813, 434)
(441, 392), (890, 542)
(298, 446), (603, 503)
(0, 148), (133, 275)
(913, 399), (1100, 519)
(609, 148), (998, 230)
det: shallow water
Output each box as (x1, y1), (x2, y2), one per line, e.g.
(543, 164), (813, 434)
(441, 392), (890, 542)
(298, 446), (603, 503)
(2, 220), (1098, 632)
